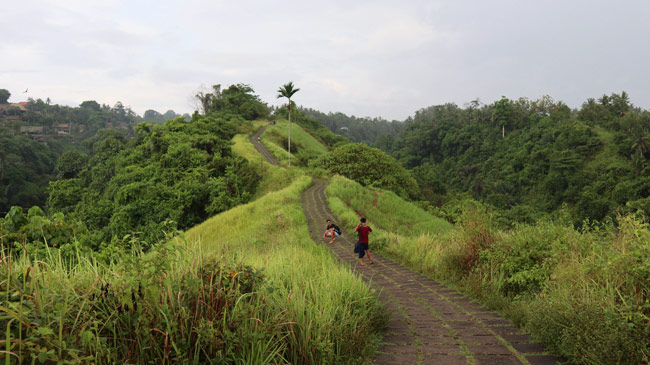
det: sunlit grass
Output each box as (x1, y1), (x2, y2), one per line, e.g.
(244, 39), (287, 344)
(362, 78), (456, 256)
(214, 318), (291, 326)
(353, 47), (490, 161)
(232, 133), (265, 163)
(326, 175), (452, 236)
(261, 120), (328, 166)
(325, 173), (650, 364)
(267, 120), (328, 155)
(186, 175), (387, 363)
(2, 175), (385, 364)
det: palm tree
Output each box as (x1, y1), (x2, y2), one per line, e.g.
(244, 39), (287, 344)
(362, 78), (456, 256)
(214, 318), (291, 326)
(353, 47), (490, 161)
(277, 82), (300, 167)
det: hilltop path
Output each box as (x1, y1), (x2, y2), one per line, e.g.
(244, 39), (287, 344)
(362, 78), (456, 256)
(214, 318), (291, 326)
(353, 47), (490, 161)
(253, 128), (564, 365)
(251, 127), (279, 165)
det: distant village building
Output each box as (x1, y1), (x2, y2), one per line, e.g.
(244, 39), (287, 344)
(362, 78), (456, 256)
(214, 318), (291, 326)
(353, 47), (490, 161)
(54, 123), (71, 135)
(18, 126), (43, 134)
(13, 102), (29, 112)
(0, 102), (29, 122)
(340, 126), (349, 131)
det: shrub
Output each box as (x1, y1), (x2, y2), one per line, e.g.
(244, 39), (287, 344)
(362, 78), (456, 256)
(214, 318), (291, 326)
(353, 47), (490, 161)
(314, 143), (420, 200)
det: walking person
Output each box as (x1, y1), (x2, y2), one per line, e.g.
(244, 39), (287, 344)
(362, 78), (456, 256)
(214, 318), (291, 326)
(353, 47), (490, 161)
(323, 219), (341, 244)
(354, 217), (373, 266)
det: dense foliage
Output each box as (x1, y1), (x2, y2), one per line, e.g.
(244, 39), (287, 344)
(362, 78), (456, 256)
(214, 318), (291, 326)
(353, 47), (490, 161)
(0, 131), (63, 214)
(313, 143), (419, 200)
(196, 84), (269, 120)
(328, 177), (650, 364)
(273, 104), (349, 149)
(142, 109), (189, 124)
(377, 93), (650, 226)
(1, 84), (269, 253)
(46, 114), (259, 250)
(0, 90), (174, 212)
(303, 108), (401, 145)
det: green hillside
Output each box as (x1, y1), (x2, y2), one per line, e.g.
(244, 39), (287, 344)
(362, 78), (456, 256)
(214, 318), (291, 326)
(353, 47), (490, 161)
(260, 120), (328, 166)
(3, 86), (650, 364)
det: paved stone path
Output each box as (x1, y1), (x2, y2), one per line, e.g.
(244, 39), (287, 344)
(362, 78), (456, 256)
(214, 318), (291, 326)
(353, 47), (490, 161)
(251, 127), (280, 166)
(250, 128), (566, 364)
(301, 180), (566, 365)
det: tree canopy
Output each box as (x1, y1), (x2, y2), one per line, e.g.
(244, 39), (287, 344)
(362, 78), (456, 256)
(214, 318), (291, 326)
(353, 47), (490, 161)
(313, 143), (419, 200)
(375, 92), (650, 225)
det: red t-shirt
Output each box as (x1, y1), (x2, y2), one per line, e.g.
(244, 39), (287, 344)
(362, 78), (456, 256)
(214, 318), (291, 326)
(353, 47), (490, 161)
(354, 224), (372, 243)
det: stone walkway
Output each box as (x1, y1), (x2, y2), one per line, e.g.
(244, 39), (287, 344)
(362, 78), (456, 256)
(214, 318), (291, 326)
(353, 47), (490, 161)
(250, 128), (566, 364)
(301, 180), (566, 365)
(251, 127), (280, 165)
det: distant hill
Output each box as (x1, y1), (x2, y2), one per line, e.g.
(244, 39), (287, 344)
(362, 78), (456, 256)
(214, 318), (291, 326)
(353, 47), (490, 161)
(301, 107), (402, 146)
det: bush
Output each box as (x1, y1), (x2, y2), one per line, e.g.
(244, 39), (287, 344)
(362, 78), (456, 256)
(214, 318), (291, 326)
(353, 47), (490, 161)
(315, 143), (420, 200)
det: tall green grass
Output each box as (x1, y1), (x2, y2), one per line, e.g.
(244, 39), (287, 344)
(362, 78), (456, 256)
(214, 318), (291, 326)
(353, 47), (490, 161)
(186, 175), (387, 363)
(232, 134), (265, 164)
(326, 175), (650, 364)
(262, 121), (328, 166)
(1, 176), (386, 364)
(326, 175), (452, 237)
(231, 129), (304, 199)
(265, 121), (328, 155)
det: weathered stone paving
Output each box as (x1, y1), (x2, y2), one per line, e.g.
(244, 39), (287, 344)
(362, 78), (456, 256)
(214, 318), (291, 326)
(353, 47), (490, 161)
(301, 180), (567, 365)
(250, 128), (566, 364)
(251, 127), (280, 165)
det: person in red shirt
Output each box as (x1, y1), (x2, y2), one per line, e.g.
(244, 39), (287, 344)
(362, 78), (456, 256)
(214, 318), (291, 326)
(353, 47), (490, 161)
(353, 217), (373, 266)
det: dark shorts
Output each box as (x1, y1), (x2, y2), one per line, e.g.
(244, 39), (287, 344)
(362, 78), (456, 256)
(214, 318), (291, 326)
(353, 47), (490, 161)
(354, 242), (369, 258)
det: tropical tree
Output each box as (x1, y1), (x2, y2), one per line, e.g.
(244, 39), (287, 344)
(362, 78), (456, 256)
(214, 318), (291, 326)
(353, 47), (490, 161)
(277, 82), (300, 167)
(195, 84), (221, 115)
(0, 88), (10, 104)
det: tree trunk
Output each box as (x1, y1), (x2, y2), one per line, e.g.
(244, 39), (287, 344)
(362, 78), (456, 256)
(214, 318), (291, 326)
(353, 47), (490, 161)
(288, 103), (291, 167)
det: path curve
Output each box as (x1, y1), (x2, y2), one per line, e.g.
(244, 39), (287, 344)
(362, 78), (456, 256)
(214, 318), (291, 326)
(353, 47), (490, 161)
(250, 130), (564, 365)
(251, 127), (279, 166)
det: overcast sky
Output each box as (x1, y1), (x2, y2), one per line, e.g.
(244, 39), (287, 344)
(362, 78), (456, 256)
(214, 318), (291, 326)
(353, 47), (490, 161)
(1, 0), (649, 121)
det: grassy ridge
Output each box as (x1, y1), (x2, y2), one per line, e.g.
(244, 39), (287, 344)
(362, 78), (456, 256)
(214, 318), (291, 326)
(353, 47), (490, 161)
(1, 131), (386, 364)
(231, 128), (303, 199)
(262, 120), (328, 166)
(326, 176), (650, 364)
(326, 175), (452, 237)
(185, 175), (387, 363)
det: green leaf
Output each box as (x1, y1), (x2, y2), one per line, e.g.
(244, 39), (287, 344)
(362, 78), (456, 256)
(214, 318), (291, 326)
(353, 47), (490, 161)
(36, 327), (55, 336)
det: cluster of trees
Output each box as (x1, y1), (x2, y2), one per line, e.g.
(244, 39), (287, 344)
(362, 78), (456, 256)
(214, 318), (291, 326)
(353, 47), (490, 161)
(313, 143), (419, 200)
(142, 109), (189, 124)
(372, 92), (650, 225)
(302, 108), (400, 145)
(0, 131), (66, 214)
(47, 117), (259, 251)
(2, 84), (269, 255)
(195, 84), (269, 120)
(307, 92), (650, 225)
(0, 88), (191, 213)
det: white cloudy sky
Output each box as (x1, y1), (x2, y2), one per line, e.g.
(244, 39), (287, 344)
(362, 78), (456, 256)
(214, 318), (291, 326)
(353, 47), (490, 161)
(1, 0), (649, 120)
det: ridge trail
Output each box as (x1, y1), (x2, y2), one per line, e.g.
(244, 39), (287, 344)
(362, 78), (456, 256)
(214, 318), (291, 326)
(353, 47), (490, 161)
(253, 128), (565, 365)
(251, 126), (280, 165)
